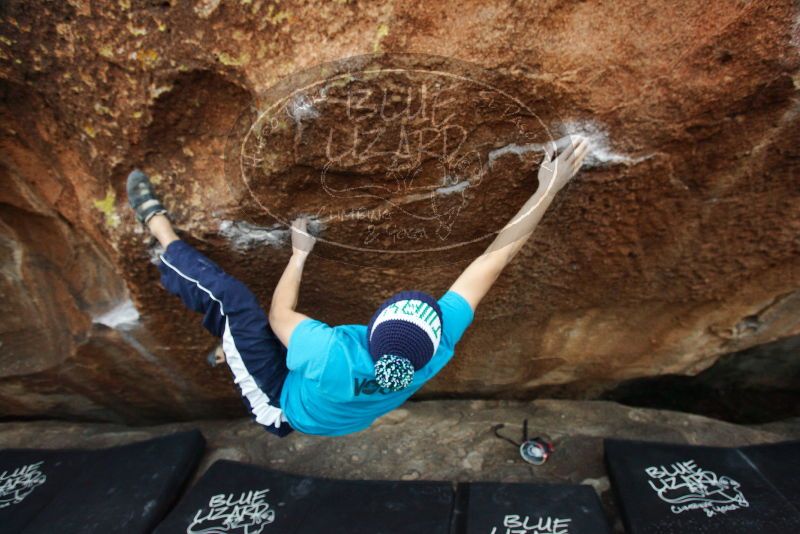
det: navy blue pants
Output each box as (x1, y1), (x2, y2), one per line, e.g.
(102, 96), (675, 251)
(158, 240), (293, 437)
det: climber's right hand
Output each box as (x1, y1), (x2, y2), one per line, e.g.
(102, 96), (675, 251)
(536, 135), (589, 196)
(291, 217), (316, 257)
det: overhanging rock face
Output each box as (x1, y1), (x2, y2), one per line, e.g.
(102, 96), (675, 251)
(0, 1), (799, 422)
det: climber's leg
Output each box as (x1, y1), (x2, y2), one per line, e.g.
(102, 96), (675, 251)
(147, 213), (179, 248)
(157, 240), (293, 437)
(126, 169), (292, 436)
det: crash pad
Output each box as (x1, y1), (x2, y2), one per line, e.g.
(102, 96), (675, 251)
(155, 459), (454, 534)
(0, 430), (205, 534)
(604, 438), (800, 533)
(740, 440), (800, 511)
(0, 449), (87, 534)
(456, 482), (610, 534)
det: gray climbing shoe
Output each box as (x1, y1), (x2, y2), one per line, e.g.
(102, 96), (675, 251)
(127, 169), (168, 224)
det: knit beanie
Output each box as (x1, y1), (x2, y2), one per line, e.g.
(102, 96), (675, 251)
(367, 290), (443, 392)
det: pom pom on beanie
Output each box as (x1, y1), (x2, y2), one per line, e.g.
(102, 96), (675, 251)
(374, 354), (415, 391)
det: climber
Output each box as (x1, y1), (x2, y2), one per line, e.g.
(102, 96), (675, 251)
(126, 134), (588, 437)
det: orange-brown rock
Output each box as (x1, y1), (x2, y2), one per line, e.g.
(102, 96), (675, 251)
(0, 0), (798, 422)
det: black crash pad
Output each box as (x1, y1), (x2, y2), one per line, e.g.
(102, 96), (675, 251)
(740, 440), (800, 511)
(458, 482), (611, 534)
(0, 448), (87, 534)
(155, 459), (454, 534)
(0, 430), (205, 534)
(604, 438), (800, 533)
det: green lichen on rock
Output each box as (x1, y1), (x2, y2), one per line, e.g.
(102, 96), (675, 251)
(373, 23), (389, 52)
(217, 51), (250, 66)
(98, 44), (114, 59)
(93, 188), (120, 228)
(265, 4), (291, 25)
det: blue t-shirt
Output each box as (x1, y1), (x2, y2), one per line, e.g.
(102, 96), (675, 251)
(279, 290), (474, 436)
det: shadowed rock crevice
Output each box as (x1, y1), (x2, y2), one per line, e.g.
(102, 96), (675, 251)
(143, 69), (253, 151)
(121, 69), (255, 219)
(604, 334), (800, 424)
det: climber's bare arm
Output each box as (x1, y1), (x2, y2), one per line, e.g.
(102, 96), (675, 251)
(449, 136), (589, 311)
(269, 218), (316, 346)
